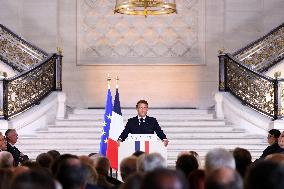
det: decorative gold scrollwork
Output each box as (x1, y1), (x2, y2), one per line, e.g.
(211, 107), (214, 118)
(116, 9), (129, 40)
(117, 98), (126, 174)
(0, 26), (48, 71)
(226, 59), (275, 116)
(234, 27), (284, 72)
(6, 57), (56, 117)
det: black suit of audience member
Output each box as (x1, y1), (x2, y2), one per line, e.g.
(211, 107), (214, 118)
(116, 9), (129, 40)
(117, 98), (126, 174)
(5, 129), (29, 166)
(119, 116), (167, 141)
(259, 142), (280, 159)
(7, 143), (28, 166)
(259, 129), (281, 159)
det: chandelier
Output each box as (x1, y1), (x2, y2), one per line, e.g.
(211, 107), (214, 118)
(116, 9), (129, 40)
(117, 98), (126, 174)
(114, 0), (177, 17)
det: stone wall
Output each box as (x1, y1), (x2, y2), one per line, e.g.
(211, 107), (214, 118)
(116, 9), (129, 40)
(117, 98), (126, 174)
(0, 0), (283, 108)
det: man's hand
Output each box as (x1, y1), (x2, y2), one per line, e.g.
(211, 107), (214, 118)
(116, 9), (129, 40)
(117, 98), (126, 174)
(163, 139), (169, 147)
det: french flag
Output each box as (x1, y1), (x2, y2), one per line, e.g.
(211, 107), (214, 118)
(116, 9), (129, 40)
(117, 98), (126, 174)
(106, 87), (124, 170)
(135, 141), (150, 153)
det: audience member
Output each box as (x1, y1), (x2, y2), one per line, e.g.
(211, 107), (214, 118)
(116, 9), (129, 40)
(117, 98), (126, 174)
(36, 153), (53, 170)
(141, 168), (188, 189)
(189, 170), (205, 189)
(176, 154), (199, 177)
(88, 153), (103, 167)
(5, 129), (29, 166)
(82, 163), (100, 189)
(275, 133), (284, 154)
(12, 166), (30, 177)
(119, 172), (144, 189)
(189, 151), (201, 168)
(205, 167), (243, 189)
(0, 169), (13, 189)
(205, 148), (235, 175)
(95, 157), (114, 189)
(120, 156), (138, 181)
(47, 150), (61, 161)
(11, 169), (56, 189)
(80, 155), (95, 167)
(0, 132), (7, 151)
(132, 151), (145, 157)
(52, 154), (81, 176)
(233, 147), (252, 178)
(258, 129), (281, 159)
(21, 161), (40, 169)
(137, 153), (166, 172)
(244, 161), (284, 189)
(56, 164), (86, 189)
(265, 153), (284, 165)
(0, 151), (14, 168)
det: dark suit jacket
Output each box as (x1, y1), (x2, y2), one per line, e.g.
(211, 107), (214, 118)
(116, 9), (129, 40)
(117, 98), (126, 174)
(259, 142), (280, 159)
(7, 143), (28, 166)
(7, 143), (22, 166)
(119, 116), (167, 141)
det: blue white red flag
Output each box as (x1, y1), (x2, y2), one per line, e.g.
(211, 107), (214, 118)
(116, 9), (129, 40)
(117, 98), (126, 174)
(106, 88), (124, 170)
(99, 88), (113, 156)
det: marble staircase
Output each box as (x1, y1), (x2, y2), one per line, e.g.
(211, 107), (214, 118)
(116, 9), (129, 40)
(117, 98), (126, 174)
(16, 108), (267, 167)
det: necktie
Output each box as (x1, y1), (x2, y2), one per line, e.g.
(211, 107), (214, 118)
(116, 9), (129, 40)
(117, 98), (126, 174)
(139, 118), (144, 125)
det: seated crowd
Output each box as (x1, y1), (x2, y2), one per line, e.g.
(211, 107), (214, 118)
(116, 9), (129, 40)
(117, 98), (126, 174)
(0, 129), (284, 189)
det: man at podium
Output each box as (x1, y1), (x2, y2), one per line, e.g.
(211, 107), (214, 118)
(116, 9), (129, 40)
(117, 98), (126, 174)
(118, 100), (169, 147)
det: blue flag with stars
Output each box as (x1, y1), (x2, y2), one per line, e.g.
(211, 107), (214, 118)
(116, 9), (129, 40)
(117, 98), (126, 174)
(99, 88), (113, 156)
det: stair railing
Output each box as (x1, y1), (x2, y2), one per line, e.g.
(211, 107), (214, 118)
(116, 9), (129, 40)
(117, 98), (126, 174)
(219, 53), (284, 120)
(0, 24), (62, 120)
(233, 22), (284, 73)
(219, 22), (284, 120)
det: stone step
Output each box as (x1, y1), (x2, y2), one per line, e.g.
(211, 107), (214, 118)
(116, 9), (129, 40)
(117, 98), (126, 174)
(67, 114), (214, 121)
(73, 108), (209, 115)
(32, 131), (249, 138)
(22, 149), (263, 157)
(55, 120), (226, 126)
(17, 134), (265, 142)
(17, 138), (267, 149)
(45, 125), (241, 133)
(16, 143), (266, 151)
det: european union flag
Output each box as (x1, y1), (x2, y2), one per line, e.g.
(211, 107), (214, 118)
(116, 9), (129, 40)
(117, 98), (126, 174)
(99, 88), (113, 156)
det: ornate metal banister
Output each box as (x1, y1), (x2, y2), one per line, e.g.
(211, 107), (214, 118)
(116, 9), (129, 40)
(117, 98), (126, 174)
(233, 22), (284, 72)
(0, 24), (48, 72)
(0, 24), (62, 120)
(219, 53), (283, 119)
(1, 53), (62, 119)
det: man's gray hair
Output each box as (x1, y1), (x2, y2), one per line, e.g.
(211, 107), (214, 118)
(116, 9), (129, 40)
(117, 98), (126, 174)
(0, 151), (14, 168)
(137, 153), (166, 172)
(205, 148), (235, 175)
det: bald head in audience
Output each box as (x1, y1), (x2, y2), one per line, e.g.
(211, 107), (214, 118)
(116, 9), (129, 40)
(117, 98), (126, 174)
(0, 151), (14, 168)
(205, 148), (235, 175)
(137, 153), (166, 172)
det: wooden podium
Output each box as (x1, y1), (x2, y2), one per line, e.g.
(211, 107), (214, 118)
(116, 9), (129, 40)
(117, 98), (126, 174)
(117, 134), (167, 180)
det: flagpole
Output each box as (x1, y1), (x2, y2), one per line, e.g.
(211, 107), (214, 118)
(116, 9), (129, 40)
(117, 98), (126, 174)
(107, 73), (111, 89)
(116, 76), (119, 89)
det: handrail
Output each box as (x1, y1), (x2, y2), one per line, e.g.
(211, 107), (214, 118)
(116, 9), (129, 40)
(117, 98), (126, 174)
(219, 53), (283, 120)
(0, 24), (62, 120)
(232, 22), (284, 72)
(0, 24), (48, 72)
(1, 53), (62, 119)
